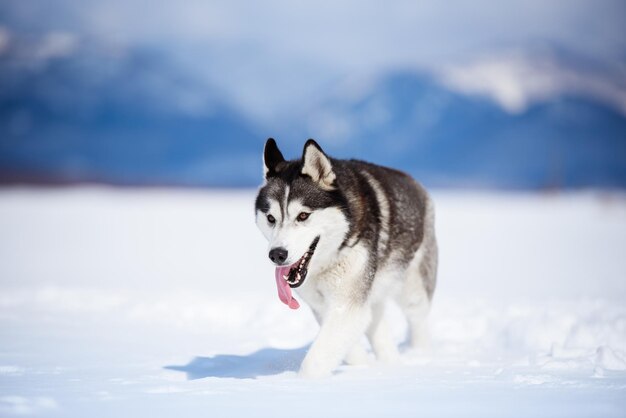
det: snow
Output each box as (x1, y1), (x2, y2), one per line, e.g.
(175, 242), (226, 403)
(438, 52), (626, 116)
(0, 187), (625, 417)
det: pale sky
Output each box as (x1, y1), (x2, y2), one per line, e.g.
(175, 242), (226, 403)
(2, 0), (625, 120)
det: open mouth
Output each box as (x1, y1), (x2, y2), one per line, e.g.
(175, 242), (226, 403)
(274, 236), (320, 310)
(283, 236), (320, 288)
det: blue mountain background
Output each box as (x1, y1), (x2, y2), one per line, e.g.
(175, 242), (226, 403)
(1, 38), (625, 189)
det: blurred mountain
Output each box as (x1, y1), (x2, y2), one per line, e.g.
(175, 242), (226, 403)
(0, 32), (624, 189)
(302, 67), (626, 189)
(0, 32), (262, 187)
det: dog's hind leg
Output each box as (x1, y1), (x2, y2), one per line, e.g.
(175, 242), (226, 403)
(401, 289), (431, 350)
(366, 302), (399, 363)
(398, 239), (437, 351)
(344, 343), (371, 366)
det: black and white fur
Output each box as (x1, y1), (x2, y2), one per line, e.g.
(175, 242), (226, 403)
(255, 138), (438, 377)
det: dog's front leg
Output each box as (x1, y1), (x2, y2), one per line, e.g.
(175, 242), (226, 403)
(299, 303), (371, 378)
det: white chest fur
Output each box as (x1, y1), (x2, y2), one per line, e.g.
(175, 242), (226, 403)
(295, 243), (371, 318)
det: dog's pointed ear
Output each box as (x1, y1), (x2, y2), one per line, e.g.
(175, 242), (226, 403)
(263, 138), (286, 178)
(301, 139), (336, 190)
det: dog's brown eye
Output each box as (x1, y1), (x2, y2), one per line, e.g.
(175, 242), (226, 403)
(297, 212), (310, 221)
(267, 214), (276, 224)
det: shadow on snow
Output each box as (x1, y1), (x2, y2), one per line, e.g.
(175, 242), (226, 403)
(164, 345), (309, 379)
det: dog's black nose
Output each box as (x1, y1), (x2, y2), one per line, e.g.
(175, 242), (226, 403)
(269, 247), (288, 264)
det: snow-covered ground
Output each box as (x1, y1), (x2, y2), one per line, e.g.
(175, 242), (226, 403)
(0, 187), (625, 417)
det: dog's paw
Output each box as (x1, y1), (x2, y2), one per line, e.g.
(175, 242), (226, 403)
(298, 357), (334, 379)
(376, 347), (400, 365)
(344, 345), (372, 366)
(298, 365), (332, 379)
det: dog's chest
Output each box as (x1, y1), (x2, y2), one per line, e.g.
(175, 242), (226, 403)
(295, 271), (333, 313)
(295, 243), (371, 313)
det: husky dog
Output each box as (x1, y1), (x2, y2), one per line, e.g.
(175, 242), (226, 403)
(255, 138), (437, 377)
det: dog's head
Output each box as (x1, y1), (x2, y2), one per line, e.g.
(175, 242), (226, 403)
(255, 139), (349, 293)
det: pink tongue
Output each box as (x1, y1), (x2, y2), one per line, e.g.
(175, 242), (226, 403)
(275, 265), (300, 309)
